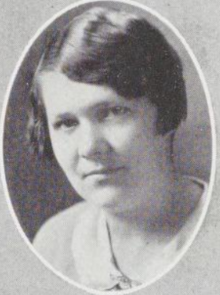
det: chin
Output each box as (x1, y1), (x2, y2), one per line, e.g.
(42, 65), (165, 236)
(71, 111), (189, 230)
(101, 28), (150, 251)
(79, 185), (126, 210)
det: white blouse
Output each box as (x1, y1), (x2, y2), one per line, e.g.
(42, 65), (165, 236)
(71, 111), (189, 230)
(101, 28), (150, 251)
(33, 176), (208, 291)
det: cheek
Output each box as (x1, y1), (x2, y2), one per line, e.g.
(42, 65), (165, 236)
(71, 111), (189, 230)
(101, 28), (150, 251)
(105, 124), (136, 152)
(108, 125), (159, 175)
(49, 131), (76, 170)
(105, 121), (152, 156)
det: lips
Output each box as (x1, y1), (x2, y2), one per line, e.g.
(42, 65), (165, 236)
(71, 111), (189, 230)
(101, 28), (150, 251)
(82, 166), (125, 179)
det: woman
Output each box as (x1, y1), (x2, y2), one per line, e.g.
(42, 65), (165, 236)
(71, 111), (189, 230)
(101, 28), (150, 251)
(29, 7), (207, 291)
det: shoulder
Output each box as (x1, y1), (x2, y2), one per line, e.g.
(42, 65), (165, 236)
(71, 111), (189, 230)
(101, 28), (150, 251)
(41, 201), (89, 230)
(32, 202), (90, 265)
(34, 202), (88, 241)
(175, 175), (208, 218)
(183, 175), (208, 213)
(186, 175), (208, 196)
(175, 175), (208, 251)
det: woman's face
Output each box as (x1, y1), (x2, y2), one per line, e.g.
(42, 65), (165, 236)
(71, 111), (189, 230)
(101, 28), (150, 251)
(40, 72), (167, 212)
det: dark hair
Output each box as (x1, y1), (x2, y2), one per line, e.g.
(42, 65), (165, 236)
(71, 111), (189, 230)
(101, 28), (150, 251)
(28, 7), (187, 159)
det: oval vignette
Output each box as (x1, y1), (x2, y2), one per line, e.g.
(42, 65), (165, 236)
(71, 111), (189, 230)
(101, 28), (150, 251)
(0, 0), (216, 294)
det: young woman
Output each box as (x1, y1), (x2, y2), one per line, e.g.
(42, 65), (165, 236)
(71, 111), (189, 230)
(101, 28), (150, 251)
(29, 7), (207, 291)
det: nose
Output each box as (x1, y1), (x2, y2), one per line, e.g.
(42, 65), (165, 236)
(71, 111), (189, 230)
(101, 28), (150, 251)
(77, 123), (111, 160)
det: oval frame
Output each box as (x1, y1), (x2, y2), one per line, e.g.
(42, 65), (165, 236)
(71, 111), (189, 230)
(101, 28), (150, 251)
(0, 0), (216, 294)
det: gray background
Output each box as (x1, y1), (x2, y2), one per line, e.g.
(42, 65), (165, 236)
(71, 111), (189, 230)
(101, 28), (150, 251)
(0, 0), (219, 294)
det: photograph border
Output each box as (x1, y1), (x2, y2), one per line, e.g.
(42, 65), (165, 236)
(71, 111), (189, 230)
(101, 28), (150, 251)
(0, 0), (217, 294)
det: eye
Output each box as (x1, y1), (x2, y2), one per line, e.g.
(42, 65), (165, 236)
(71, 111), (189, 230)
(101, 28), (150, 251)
(110, 106), (131, 116)
(99, 106), (132, 121)
(53, 118), (79, 130)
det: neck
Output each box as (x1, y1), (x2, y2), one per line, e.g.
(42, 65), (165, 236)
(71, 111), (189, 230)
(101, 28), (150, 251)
(103, 166), (180, 243)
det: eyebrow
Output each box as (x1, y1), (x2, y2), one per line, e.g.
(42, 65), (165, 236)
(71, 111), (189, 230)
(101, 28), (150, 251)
(52, 112), (77, 128)
(54, 112), (76, 120)
(54, 101), (128, 121)
(85, 101), (125, 112)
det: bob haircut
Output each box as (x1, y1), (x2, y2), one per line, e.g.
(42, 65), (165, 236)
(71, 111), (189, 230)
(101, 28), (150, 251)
(28, 7), (187, 159)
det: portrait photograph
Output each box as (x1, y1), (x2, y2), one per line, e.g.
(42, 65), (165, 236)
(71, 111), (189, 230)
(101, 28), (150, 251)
(0, 0), (219, 294)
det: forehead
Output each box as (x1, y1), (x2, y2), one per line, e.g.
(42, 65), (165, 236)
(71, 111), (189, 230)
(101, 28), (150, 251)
(38, 72), (148, 115)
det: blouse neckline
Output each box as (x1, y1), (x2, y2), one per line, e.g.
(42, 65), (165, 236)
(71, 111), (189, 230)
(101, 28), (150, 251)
(71, 175), (208, 291)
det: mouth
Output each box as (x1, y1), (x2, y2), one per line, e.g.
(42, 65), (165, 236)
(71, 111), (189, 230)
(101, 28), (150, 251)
(83, 167), (125, 179)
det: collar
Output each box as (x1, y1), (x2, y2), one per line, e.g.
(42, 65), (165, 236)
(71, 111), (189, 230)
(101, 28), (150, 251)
(71, 206), (141, 290)
(70, 176), (207, 290)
